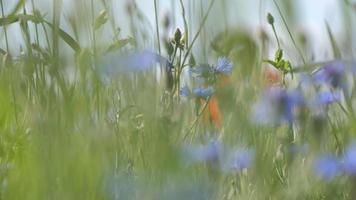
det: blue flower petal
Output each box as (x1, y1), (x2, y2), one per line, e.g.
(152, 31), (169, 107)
(315, 92), (341, 105)
(314, 154), (340, 181)
(215, 57), (233, 75)
(343, 143), (356, 175)
(180, 86), (191, 97)
(313, 61), (345, 88)
(193, 87), (215, 99)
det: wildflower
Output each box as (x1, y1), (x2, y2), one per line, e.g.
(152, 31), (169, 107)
(314, 91), (341, 106)
(174, 28), (183, 44)
(214, 57), (233, 75)
(101, 50), (168, 75)
(193, 87), (215, 100)
(223, 148), (255, 172)
(264, 66), (281, 86)
(343, 143), (356, 175)
(314, 61), (345, 89)
(181, 140), (255, 173)
(252, 86), (304, 125)
(314, 154), (340, 181)
(182, 139), (222, 164)
(267, 13), (275, 25)
(203, 96), (222, 129)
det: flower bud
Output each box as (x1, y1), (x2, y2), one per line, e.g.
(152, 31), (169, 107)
(267, 13), (274, 25)
(275, 49), (283, 62)
(174, 28), (182, 44)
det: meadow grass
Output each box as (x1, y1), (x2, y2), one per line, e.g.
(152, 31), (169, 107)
(0, 0), (356, 199)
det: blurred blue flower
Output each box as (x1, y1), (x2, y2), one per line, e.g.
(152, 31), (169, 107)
(193, 87), (215, 100)
(180, 86), (191, 97)
(224, 149), (255, 172)
(101, 50), (168, 76)
(252, 87), (304, 125)
(182, 139), (222, 164)
(343, 143), (356, 175)
(314, 61), (345, 89)
(315, 91), (341, 105)
(214, 57), (233, 75)
(314, 154), (340, 181)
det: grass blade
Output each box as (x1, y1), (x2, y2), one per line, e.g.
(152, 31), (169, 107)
(325, 21), (342, 59)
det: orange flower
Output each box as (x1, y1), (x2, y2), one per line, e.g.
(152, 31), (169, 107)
(264, 66), (281, 86)
(202, 96), (222, 130)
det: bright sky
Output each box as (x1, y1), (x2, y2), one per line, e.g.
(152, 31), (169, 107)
(1, 0), (354, 60)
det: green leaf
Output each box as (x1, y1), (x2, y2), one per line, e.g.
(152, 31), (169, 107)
(274, 49), (283, 62)
(0, 13), (80, 52)
(325, 21), (341, 59)
(94, 10), (108, 30)
(263, 60), (278, 69)
(0, 16), (19, 26)
(44, 20), (81, 52)
(9, 0), (26, 16)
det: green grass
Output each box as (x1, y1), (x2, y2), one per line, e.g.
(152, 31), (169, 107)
(0, 0), (355, 199)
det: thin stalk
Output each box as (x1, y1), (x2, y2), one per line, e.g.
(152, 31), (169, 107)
(91, 0), (97, 58)
(153, 0), (161, 56)
(273, 0), (306, 65)
(221, 0), (228, 32)
(179, 0), (189, 47)
(181, 0), (215, 68)
(271, 24), (281, 49)
(31, 0), (40, 45)
(183, 97), (212, 141)
(0, 0), (10, 53)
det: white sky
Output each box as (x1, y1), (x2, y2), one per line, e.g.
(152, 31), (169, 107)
(1, 0), (354, 60)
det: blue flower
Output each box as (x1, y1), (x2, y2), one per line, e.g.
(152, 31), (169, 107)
(343, 143), (356, 175)
(214, 57), (233, 75)
(225, 149), (255, 172)
(252, 87), (304, 125)
(193, 87), (215, 99)
(180, 86), (191, 97)
(181, 139), (222, 164)
(314, 61), (345, 89)
(314, 154), (340, 181)
(101, 50), (168, 75)
(315, 91), (341, 105)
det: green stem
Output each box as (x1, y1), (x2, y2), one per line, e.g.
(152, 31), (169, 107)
(179, 0), (189, 48)
(153, 0), (161, 56)
(0, 0), (9, 53)
(183, 97), (212, 141)
(271, 25), (281, 49)
(181, 0), (216, 68)
(273, 0), (306, 65)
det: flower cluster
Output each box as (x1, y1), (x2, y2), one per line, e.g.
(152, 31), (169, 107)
(251, 61), (354, 126)
(252, 86), (304, 125)
(180, 57), (233, 100)
(181, 139), (255, 173)
(180, 86), (215, 100)
(190, 57), (233, 78)
(314, 143), (356, 181)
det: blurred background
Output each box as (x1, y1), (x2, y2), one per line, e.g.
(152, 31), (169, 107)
(0, 0), (356, 199)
